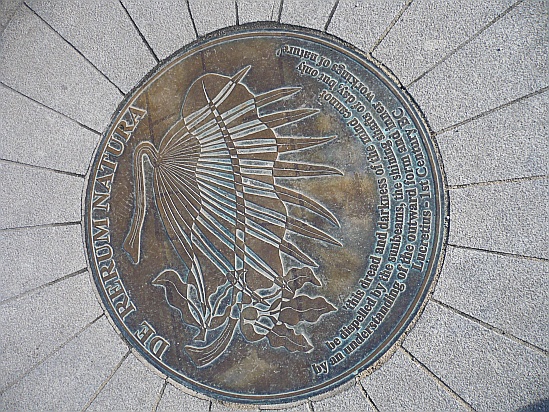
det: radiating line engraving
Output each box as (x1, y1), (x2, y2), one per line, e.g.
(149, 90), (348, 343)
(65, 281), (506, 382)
(123, 66), (343, 367)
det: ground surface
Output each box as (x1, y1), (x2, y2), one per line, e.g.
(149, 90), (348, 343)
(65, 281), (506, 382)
(0, 0), (547, 411)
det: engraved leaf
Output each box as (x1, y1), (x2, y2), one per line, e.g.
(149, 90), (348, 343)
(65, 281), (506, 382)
(269, 298), (282, 312)
(240, 321), (266, 342)
(209, 305), (231, 329)
(208, 280), (233, 319)
(241, 307), (259, 321)
(279, 295), (336, 326)
(284, 267), (321, 292)
(152, 269), (203, 329)
(266, 323), (313, 352)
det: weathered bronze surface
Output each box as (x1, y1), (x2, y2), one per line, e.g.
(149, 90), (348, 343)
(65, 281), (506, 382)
(84, 24), (446, 405)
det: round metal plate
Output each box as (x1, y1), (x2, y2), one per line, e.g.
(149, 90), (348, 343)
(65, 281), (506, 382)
(84, 24), (447, 405)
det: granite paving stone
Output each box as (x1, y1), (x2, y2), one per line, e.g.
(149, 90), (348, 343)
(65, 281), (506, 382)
(237, 0), (280, 24)
(157, 383), (210, 412)
(120, 0), (197, 60)
(403, 302), (549, 412)
(87, 353), (164, 412)
(373, 0), (516, 85)
(0, 0), (22, 36)
(0, 272), (102, 392)
(313, 383), (374, 412)
(434, 245), (549, 351)
(0, 6), (122, 132)
(0, 224), (87, 302)
(269, 404), (308, 411)
(0, 162), (83, 229)
(280, 0), (336, 31)
(437, 90), (548, 186)
(188, 0), (236, 36)
(211, 401), (259, 411)
(0, 316), (128, 411)
(26, 0), (157, 93)
(0, 83), (100, 175)
(361, 349), (466, 411)
(328, 0), (407, 54)
(408, 0), (548, 132)
(449, 178), (549, 259)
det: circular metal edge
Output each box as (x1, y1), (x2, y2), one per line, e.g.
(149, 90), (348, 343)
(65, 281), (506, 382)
(81, 21), (450, 407)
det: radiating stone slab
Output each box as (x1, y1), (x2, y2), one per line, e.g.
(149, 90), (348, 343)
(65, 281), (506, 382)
(0, 224), (86, 301)
(0, 84), (99, 175)
(313, 384), (374, 412)
(157, 383), (210, 412)
(211, 401), (258, 411)
(434, 245), (549, 351)
(437, 91), (548, 186)
(328, 0), (407, 53)
(0, 273), (102, 392)
(403, 303), (549, 412)
(449, 178), (548, 259)
(188, 0), (236, 36)
(27, 0), (157, 93)
(408, 0), (548, 132)
(87, 354), (164, 412)
(120, 0), (196, 60)
(280, 0), (336, 31)
(0, 316), (127, 411)
(271, 404), (308, 411)
(361, 349), (465, 411)
(0, 0), (22, 36)
(0, 6), (121, 132)
(373, 0), (515, 85)
(237, 0), (280, 23)
(0, 162), (83, 229)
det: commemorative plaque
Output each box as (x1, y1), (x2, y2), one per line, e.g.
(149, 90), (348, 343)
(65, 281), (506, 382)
(85, 25), (446, 405)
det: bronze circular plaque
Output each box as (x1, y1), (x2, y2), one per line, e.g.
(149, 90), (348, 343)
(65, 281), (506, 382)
(84, 24), (446, 405)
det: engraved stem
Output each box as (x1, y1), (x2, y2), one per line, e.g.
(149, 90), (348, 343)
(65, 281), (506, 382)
(123, 140), (158, 263)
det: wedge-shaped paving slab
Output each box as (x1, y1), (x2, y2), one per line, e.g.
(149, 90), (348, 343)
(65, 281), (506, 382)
(373, 0), (516, 85)
(403, 303), (549, 412)
(434, 245), (549, 351)
(0, 316), (127, 411)
(0, 162), (83, 229)
(188, 0), (236, 36)
(0, 6), (121, 132)
(0, 0), (22, 37)
(361, 349), (466, 411)
(237, 0), (281, 24)
(210, 401), (260, 411)
(0, 84), (99, 175)
(120, 0), (196, 60)
(86, 353), (164, 412)
(437, 91), (548, 186)
(0, 224), (87, 301)
(157, 383), (210, 412)
(313, 383), (374, 412)
(408, 0), (548, 132)
(0, 273), (102, 392)
(280, 0), (336, 31)
(328, 0), (407, 53)
(27, 0), (157, 93)
(449, 178), (549, 259)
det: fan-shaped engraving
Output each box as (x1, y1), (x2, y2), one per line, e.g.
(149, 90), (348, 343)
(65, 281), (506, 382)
(123, 66), (342, 367)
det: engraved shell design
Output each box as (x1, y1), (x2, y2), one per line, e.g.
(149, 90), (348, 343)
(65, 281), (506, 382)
(123, 66), (342, 367)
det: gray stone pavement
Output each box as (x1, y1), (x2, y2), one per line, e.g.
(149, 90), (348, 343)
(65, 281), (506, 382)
(0, 0), (547, 411)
